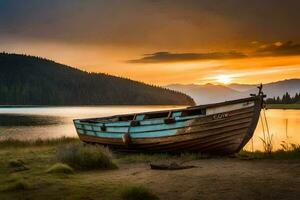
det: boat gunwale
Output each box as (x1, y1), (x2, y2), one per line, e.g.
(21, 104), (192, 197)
(73, 96), (259, 123)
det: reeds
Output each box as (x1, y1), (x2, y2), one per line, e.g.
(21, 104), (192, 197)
(259, 135), (273, 154)
(260, 109), (273, 154)
(239, 142), (300, 159)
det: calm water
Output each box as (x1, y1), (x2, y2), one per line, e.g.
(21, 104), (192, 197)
(244, 109), (300, 151)
(0, 106), (299, 151)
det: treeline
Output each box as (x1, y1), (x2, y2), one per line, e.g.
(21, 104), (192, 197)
(0, 53), (195, 105)
(266, 92), (300, 104)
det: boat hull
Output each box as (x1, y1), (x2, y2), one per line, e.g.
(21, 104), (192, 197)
(74, 96), (262, 154)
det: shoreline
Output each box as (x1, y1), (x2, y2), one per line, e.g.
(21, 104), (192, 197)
(266, 104), (300, 109)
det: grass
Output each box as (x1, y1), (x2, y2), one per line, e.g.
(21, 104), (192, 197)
(259, 134), (273, 154)
(238, 144), (300, 159)
(7, 159), (29, 172)
(46, 163), (74, 174)
(0, 137), (299, 199)
(56, 143), (118, 170)
(0, 178), (30, 192)
(0, 138), (212, 200)
(120, 186), (159, 200)
(0, 136), (78, 149)
(0, 139), (121, 199)
(266, 104), (300, 109)
(8, 159), (25, 168)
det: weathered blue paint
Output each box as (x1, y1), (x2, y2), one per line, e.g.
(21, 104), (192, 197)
(92, 126), (101, 131)
(78, 128), (178, 139)
(93, 130), (176, 139)
(130, 121), (187, 133)
(130, 129), (177, 138)
(84, 125), (93, 131)
(95, 132), (124, 138)
(106, 127), (129, 132)
(77, 120), (189, 133)
(140, 119), (165, 125)
(75, 124), (82, 129)
(74, 113), (203, 139)
(135, 114), (145, 120)
(77, 129), (84, 134)
(105, 121), (130, 127)
(86, 130), (96, 136)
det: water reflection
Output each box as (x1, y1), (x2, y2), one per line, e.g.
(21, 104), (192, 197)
(244, 109), (300, 151)
(0, 106), (299, 151)
(0, 114), (62, 126)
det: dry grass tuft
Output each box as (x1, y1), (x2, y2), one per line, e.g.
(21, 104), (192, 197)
(46, 163), (74, 174)
(56, 143), (117, 170)
(0, 137), (78, 148)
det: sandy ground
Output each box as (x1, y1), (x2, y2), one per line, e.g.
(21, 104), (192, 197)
(79, 158), (300, 200)
(0, 144), (299, 200)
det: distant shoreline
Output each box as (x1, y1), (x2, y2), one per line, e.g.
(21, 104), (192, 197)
(0, 105), (185, 108)
(266, 104), (300, 109)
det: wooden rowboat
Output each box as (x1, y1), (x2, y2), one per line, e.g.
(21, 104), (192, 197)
(73, 86), (265, 154)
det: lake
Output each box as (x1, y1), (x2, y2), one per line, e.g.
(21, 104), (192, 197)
(0, 106), (299, 151)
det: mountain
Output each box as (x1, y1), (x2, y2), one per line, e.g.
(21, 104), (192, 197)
(242, 79), (300, 99)
(166, 79), (300, 105)
(0, 53), (194, 105)
(167, 83), (243, 105)
(226, 83), (255, 92)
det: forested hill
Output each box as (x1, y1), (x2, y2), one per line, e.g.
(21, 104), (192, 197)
(0, 53), (194, 105)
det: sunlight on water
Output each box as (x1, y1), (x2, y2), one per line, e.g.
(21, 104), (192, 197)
(244, 109), (300, 151)
(0, 106), (299, 151)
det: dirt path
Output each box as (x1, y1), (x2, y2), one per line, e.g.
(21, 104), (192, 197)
(80, 158), (300, 200)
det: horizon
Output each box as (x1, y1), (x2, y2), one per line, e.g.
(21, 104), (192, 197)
(164, 79), (300, 87)
(2, 51), (299, 87)
(1, 1), (300, 85)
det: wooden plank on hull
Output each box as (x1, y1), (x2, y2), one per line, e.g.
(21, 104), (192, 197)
(134, 128), (248, 152)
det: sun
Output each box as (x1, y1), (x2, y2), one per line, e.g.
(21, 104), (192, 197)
(216, 75), (232, 84)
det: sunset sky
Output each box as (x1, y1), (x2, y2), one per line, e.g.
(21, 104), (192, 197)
(1, 0), (300, 85)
